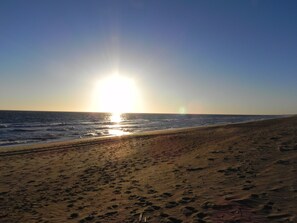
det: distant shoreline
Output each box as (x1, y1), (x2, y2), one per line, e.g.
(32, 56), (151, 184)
(0, 114), (290, 155)
(0, 111), (284, 148)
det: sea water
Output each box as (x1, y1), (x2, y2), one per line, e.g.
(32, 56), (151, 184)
(0, 111), (281, 147)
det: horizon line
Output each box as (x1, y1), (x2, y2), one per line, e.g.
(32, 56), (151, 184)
(0, 109), (292, 116)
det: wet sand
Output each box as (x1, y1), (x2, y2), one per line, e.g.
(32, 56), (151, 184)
(0, 116), (297, 223)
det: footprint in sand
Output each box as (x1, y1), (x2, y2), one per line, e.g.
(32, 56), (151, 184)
(164, 201), (179, 208)
(181, 206), (198, 216)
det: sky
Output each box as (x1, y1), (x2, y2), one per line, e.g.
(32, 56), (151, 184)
(0, 0), (296, 115)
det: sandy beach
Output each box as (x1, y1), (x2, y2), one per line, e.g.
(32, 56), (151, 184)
(0, 116), (296, 223)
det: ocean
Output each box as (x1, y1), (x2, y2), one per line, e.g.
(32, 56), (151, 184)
(0, 111), (281, 147)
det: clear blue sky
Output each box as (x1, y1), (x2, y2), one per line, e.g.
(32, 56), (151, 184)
(0, 0), (296, 114)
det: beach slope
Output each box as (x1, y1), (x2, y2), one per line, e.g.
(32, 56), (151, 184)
(1, 116), (297, 223)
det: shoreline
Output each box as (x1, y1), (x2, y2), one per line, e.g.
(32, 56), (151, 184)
(1, 115), (296, 222)
(0, 115), (289, 155)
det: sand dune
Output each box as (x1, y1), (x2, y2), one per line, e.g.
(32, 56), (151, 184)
(0, 116), (296, 223)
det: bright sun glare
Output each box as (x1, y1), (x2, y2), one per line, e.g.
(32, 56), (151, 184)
(92, 74), (139, 115)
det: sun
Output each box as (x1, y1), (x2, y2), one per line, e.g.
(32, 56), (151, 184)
(92, 74), (139, 114)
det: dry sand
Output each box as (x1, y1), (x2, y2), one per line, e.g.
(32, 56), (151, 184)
(0, 116), (297, 223)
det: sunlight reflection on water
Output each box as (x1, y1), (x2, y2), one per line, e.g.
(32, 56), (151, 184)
(108, 113), (129, 136)
(110, 113), (122, 123)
